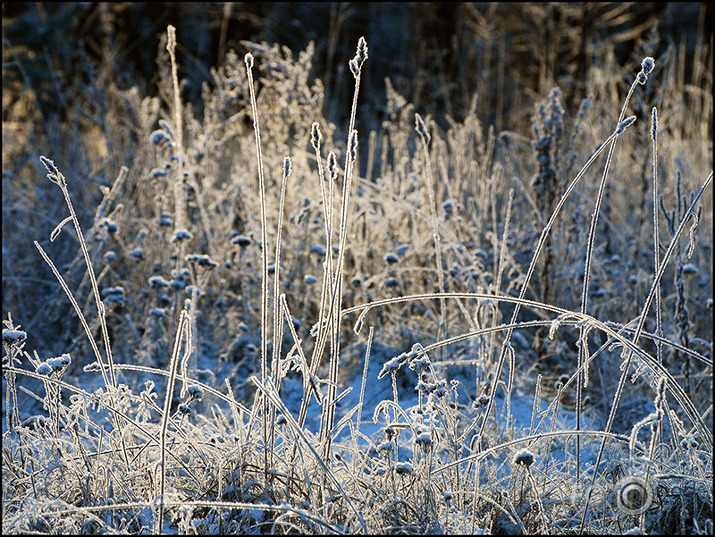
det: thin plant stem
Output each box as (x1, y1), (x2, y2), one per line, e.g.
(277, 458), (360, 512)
(415, 112), (447, 353)
(39, 156), (117, 387)
(651, 107), (663, 366)
(269, 157), (291, 461)
(576, 62), (646, 483)
(166, 25), (186, 237)
(156, 307), (191, 535)
(244, 51), (271, 479)
(320, 37), (368, 458)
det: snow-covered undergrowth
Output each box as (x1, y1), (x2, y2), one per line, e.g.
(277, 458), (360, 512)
(3, 12), (712, 535)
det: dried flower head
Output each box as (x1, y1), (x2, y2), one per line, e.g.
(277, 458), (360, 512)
(36, 362), (52, 376)
(186, 254), (218, 269)
(172, 229), (193, 243)
(415, 427), (432, 448)
(473, 394), (490, 409)
(394, 462), (413, 476)
(641, 57), (655, 76)
(512, 449), (535, 468)
(187, 385), (204, 402)
(2, 328), (26, 345)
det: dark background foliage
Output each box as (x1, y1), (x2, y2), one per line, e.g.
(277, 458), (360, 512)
(3, 2), (712, 356)
(3, 2), (711, 129)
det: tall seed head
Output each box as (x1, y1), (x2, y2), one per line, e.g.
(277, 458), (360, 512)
(637, 57), (655, 85)
(348, 130), (358, 162)
(166, 25), (176, 54)
(616, 115), (636, 134)
(328, 151), (338, 180)
(350, 36), (368, 78)
(415, 113), (430, 144)
(311, 122), (322, 152)
(650, 107), (658, 141)
(357, 36), (368, 63)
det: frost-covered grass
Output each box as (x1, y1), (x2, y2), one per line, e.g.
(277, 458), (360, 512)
(3, 9), (713, 535)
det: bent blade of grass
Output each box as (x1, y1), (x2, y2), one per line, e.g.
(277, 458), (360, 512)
(580, 169), (713, 531)
(474, 118), (633, 458)
(38, 156), (117, 388)
(576, 59), (653, 482)
(345, 290), (711, 446)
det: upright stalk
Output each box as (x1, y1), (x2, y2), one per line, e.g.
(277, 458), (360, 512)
(415, 113), (447, 354)
(319, 37), (368, 459)
(576, 57), (654, 482)
(244, 52), (271, 479)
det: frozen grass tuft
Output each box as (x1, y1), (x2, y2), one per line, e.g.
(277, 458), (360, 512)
(2, 13), (712, 536)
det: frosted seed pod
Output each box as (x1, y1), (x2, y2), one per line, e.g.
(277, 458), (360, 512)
(310, 122), (322, 151)
(394, 462), (413, 475)
(36, 362), (52, 376)
(348, 130), (358, 161)
(187, 385), (204, 401)
(512, 449), (535, 468)
(2, 329), (26, 345)
(641, 57), (655, 75)
(377, 440), (394, 454)
(356, 36), (368, 64)
(616, 116), (636, 134)
(349, 58), (360, 78)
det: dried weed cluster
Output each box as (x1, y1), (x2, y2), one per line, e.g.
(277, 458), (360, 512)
(2, 9), (712, 535)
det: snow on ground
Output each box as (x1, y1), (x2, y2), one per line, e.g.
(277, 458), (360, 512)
(275, 334), (602, 477)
